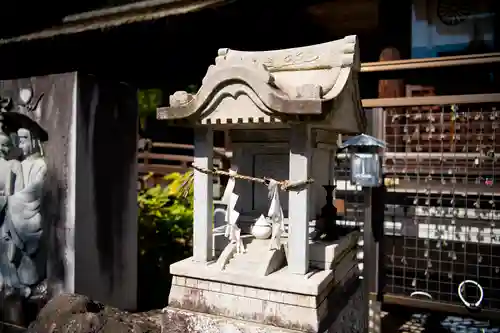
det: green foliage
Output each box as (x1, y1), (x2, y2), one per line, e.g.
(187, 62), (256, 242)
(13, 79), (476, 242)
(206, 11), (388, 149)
(138, 171), (194, 260)
(185, 84), (199, 94)
(137, 89), (163, 130)
(137, 171), (194, 309)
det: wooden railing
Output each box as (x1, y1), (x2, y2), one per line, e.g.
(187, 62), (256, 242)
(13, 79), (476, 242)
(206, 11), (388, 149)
(360, 52), (500, 72)
(137, 141), (231, 191)
(361, 93), (500, 108)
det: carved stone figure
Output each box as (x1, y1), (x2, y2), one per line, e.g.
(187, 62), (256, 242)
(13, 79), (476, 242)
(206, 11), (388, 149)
(7, 126), (47, 298)
(0, 131), (24, 295)
(0, 131), (23, 194)
(0, 90), (48, 299)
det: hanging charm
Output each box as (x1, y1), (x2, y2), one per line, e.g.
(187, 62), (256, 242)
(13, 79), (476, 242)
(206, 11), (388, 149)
(267, 179), (285, 251)
(223, 169), (246, 254)
(450, 104), (458, 144)
(485, 178), (494, 187)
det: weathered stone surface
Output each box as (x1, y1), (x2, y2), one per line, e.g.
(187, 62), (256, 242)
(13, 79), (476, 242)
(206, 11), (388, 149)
(162, 279), (363, 333)
(26, 294), (160, 333)
(1, 73), (138, 313)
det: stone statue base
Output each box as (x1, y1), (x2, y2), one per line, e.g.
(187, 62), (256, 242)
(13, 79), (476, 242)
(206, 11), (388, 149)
(168, 232), (362, 332)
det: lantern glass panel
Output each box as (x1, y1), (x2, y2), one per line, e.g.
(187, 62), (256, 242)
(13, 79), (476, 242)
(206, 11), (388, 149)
(350, 153), (381, 187)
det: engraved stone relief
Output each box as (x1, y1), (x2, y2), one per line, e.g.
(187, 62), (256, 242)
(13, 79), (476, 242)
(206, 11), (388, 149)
(0, 88), (48, 300)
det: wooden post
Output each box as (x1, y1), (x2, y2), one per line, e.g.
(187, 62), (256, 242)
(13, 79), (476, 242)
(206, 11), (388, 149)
(193, 126), (214, 262)
(378, 47), (404, 152)
(288, 124), (311, 275)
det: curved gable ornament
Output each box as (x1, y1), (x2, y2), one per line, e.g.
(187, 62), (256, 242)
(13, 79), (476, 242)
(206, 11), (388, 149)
(157, 35), (365, 132)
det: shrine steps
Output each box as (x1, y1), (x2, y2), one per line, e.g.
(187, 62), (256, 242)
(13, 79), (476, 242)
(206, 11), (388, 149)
(221, 238), (287, 276)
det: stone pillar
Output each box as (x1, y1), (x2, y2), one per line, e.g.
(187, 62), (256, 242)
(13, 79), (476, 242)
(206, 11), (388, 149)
(73, 75), (139, 311)
(193, 126), (214, 262)
(288, 124), (311, 275)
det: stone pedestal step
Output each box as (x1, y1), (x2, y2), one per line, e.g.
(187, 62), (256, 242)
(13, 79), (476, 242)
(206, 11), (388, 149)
(224, 260), (261, 273)
(229, 255), (265, 265)
(221, 239), (287, 276)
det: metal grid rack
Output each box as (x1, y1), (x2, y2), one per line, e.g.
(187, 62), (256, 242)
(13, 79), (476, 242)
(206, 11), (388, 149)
(333, 154), (365, 229)
(383, 102), (500, 311)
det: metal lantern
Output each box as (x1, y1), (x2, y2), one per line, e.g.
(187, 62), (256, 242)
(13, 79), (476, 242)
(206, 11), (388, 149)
(339, 134), (386, 188)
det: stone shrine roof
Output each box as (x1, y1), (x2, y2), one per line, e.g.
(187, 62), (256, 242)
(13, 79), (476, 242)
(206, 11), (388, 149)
(157, 36), (366, 132)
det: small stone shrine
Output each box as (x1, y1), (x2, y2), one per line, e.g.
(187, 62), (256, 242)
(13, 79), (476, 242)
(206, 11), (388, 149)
(159, 36), (366, 332)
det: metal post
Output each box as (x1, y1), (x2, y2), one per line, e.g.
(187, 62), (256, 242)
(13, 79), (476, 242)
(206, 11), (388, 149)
(363, 108), (386, 333)
(363, 184), (385, 333)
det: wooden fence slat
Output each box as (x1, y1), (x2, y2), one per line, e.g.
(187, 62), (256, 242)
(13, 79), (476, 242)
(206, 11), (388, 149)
(152, 142), (194, 149)
(138, 163), (188, 174)
(137, 152), (194, 163)
(137, 140), (231, 191)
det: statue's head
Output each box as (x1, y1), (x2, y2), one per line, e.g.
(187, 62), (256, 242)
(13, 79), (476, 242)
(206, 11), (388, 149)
(0, 89), (48, 160)
(17, 128), (39, 158)
(0, 131), (13, 159)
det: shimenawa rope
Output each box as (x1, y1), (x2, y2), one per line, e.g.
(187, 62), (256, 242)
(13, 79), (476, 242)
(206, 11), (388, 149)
(191, 164), (314, 191)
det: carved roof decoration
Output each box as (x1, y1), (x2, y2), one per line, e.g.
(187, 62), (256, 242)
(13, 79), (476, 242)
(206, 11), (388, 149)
(157, 35), (366, 132)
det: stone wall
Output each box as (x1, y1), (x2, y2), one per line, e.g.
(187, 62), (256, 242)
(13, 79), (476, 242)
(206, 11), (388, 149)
(0, 73), (138, 326)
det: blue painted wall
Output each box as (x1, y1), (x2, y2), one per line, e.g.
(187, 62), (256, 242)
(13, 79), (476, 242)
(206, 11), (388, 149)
(411, 0), (496, 58)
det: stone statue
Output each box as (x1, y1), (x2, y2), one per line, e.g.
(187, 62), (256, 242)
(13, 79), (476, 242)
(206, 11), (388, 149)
(0, 90), (48, 299)
(0, 131), (23, 194)
(8, 126), (47, 298)
(0, 130), (25, 295)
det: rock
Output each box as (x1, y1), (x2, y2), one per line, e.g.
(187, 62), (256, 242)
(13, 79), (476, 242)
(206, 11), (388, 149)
(26, 293), (161, 333)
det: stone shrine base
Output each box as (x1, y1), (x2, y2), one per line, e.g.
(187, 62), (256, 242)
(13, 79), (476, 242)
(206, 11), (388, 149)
(164, 274), (363, 333)
(168, 237), (364, 333)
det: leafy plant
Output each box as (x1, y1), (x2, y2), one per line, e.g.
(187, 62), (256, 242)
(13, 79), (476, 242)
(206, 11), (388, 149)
(138, 171), (194, 259)
(137, 88), (163, 131)
(137, 171), (194, 309)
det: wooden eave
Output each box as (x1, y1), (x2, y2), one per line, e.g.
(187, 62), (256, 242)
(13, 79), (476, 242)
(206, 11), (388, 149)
(0, 0), (231, 46)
